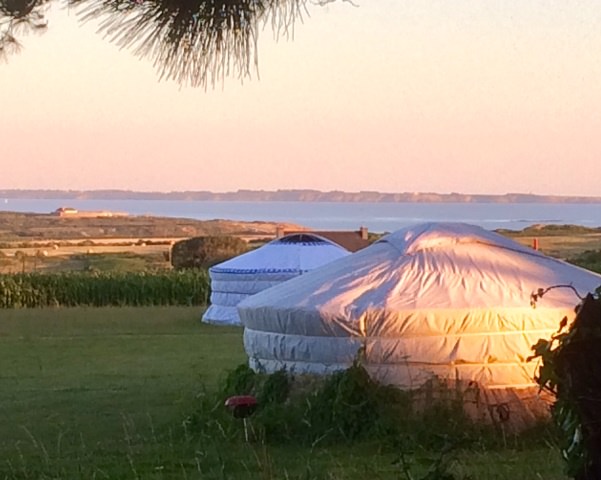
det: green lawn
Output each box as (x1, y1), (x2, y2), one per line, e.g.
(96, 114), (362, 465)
(0, 307), (565, 479)
(0, 307), (246, 478)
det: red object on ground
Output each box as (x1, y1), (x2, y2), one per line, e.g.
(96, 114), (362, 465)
(533, 238), (539, 250)
(224, 395), (258, 418)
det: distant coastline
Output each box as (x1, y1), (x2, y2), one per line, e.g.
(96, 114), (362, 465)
(2, 189), (601, 204)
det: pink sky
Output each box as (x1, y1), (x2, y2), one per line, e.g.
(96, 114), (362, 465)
(1, 1), (600, 195)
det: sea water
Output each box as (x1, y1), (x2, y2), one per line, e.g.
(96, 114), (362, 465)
(3, 198), (601, 233)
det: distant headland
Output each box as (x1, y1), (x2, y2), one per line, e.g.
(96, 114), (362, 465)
(2, 189), (601, 204)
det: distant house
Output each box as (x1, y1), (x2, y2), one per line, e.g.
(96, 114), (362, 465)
(51, 207), (128, 218)
(52, 207), (79, 216)
(276, 226), (371, 252)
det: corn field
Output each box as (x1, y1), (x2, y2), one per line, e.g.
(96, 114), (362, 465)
(0, 271), (210, 308)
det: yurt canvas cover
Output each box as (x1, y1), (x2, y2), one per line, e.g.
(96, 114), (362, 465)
(202, 234), (350, 325)
(239, 223), (601, 391)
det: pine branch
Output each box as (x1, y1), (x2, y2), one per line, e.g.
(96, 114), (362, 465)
(2, 0), (313, 87)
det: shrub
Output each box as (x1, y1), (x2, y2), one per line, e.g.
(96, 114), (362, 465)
(171, 236), (248, 269)
(530, 290), (601, 479)
(257, 368), (290, 405)
(188, 362), (489, 449)
(567, 250), (601, 274)
(222, 364), (257, 397)
(302, 362), (382, 441)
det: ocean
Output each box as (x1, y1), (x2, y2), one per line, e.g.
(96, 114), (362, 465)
(3, 198), (601, 233)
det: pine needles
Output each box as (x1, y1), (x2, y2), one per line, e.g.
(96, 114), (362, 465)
(1, 0), (308, 87)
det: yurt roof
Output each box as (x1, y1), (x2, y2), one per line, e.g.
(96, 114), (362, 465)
(209, 233), (350, 275)
(238, 222), (601, 316)
(239, 223), (601, 394)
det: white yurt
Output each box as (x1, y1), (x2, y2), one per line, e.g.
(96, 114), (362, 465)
(202, 233), (350, 325)
(239, 223), (601, 394)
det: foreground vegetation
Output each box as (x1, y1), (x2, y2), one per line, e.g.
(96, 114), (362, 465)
(0, 270), (210, 308)
(0, 307), (565, 479)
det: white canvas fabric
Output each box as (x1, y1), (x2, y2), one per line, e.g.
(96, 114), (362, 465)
(238, 223), (601, 389)
(202, 234), (350, 325)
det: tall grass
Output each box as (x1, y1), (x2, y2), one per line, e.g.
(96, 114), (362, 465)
(0, 270), (210, 308)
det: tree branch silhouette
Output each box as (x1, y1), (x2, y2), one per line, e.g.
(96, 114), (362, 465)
(0, 0), (338, 87)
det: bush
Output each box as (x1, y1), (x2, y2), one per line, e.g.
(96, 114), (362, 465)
(301, 363), (382, 441)
(530, 291), (601, 479)
(187, 362), (492, 449)
(171, 236), (248, 269)
(567, 250), (601, 274)
(222, 364), (257, 397)
(499, 224), (601, 237)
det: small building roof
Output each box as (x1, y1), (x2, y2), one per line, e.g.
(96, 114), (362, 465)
(281, 228), (370, 252)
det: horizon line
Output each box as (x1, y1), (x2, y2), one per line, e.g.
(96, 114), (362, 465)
(2, 188), (601, 199)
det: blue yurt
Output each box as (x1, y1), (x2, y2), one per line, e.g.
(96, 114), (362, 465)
(202, 233), (350, 325)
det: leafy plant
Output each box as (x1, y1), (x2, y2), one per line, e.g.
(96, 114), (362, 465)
(189, 361), (491, 451)
(302, 361), (383, 441)
(530, 284), (601, 479)
(222, 363), (257, 397)
(257, 368), (290, 405)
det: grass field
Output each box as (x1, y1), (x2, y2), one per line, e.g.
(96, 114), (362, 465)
(2, 224), (601, 275)
(511, 233), (601, 259)
(0, 307), (566, 479)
